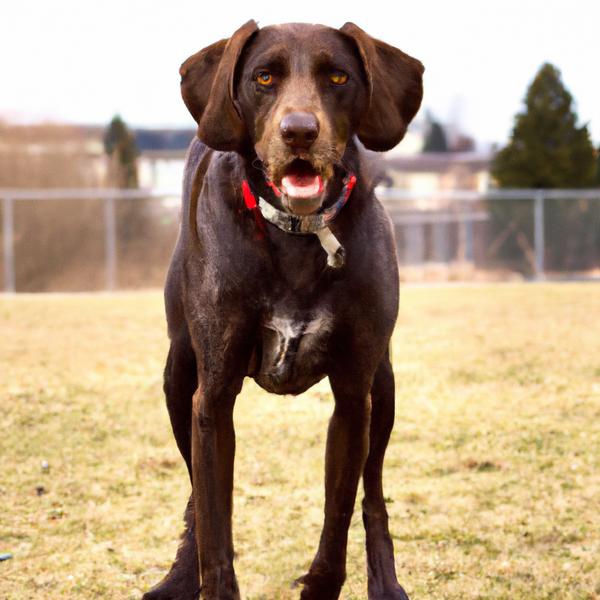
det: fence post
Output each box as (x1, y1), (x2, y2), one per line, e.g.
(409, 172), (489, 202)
(534, 190), (545, 280)
(2, 196), (16, 293)
(104, 196), (117, 290)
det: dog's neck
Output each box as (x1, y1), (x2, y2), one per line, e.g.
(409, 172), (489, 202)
(237, 139), (362, 268)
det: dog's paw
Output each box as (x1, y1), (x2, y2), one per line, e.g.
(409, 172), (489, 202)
(294, 569), (344, 600)
(368, 583), (410, 600)
(141, 580), (200, 600)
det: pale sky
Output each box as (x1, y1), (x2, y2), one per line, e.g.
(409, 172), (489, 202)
(1, 0), (599, 148)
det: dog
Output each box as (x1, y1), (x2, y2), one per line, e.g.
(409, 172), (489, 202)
(143, 20), (423, 600)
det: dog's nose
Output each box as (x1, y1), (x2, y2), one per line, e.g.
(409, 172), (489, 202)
(280, 112), (320, 149)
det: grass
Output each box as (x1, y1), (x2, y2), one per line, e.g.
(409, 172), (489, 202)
(0, 283), (599, 599)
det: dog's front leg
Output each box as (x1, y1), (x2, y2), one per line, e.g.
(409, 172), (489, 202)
(362, 353), (410, 600)
(191, 372), (243, 600)
(299, 373), (371, 600)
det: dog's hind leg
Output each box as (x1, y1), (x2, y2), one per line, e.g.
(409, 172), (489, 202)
(143, 335), (200, 600)
(362, 351), (410, 600)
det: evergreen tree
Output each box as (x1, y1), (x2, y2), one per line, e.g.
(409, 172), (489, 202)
(595, 146), (600, 186)
(490, 64), (598, 273)
(104, 115), (139, 188)
(103, 115), (148, 262)
(492, 63), (595, 187)
(423, 112), (448, 153)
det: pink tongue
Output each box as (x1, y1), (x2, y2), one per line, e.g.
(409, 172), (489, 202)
(281, 174), (322, 199)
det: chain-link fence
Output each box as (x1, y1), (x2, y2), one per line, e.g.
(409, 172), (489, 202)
(380, 188), (600, 282)
(0, 189), (179, 292)
(1, 188), (599, 291)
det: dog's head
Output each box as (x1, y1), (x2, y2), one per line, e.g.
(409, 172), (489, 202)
(180, 21), (423, 215)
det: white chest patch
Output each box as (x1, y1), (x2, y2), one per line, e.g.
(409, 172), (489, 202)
(262, 311), (334, 370)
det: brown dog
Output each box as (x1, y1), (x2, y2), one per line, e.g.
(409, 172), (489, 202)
(143, 21), (423, 600)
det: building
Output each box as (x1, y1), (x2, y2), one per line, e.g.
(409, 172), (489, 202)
(383, 151), (492, 193)
(380, 149), (495, 279)
(135, 128), (195, 190)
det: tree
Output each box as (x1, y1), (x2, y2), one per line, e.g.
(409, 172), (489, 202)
(104, 115), (139, 188)
(104, 116), (155, 286)
(492, 63), (596, 188)
(452, 134), (475, 153)
(490, 63), (598, 273)
(595, 146), (600, 186)
(423, 112), (448, 152)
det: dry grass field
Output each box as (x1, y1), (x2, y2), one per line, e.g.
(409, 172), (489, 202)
(1, 283), (599, 599)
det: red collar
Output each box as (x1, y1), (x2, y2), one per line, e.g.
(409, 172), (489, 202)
(241, 173), (357, 237)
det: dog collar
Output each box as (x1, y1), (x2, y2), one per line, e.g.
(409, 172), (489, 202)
(241, 174), (356, 268)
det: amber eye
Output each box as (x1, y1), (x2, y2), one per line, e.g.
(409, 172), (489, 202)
(330, 71), (348, 85)
(256, 71), (273, 86)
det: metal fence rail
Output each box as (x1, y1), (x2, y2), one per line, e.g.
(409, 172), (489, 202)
(1, 187), (599, 292)
(1, 188), (179, 293)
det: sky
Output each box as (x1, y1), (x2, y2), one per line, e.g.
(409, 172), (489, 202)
(1, 0), (599, 148)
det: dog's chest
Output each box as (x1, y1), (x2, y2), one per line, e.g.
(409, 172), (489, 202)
(265, 228), (332, 290)
(251, 306), (333, 395)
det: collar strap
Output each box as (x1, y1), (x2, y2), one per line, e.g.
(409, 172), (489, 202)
(242, 174), (356, 235)
(241, 174), (356, 269)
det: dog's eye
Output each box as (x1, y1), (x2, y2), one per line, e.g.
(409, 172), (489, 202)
(256, 71), (273, 86)
(330, 71), (348, 85)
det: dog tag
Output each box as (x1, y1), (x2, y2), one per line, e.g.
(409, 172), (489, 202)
(316, 227), (345, 268)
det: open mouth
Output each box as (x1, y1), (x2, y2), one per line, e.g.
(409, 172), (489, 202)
(280, 159), (324, 199)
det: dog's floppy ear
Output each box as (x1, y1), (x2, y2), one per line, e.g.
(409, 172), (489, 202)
(179, 20), (258, 152)
(340, 22), (424, 152)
